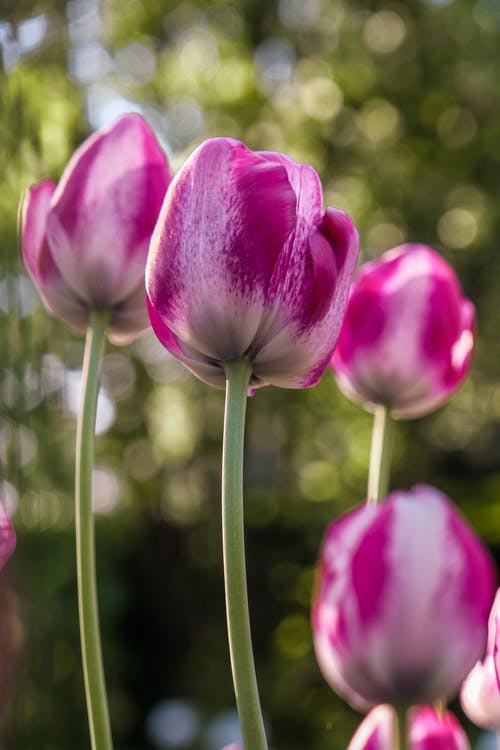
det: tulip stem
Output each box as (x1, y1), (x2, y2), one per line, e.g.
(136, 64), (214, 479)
(75, 310), (113, 750)
(367, 404), (393, 503)
(222, 359), (268, 750)
(395, 708), (408, 750)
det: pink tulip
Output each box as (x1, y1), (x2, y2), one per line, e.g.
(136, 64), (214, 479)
(22, 114), (172, 344)
(331, 244), (475, 418)
(146, 137), (359, 389)
(312, 485), (496, 710)
(347, 705), (470, 750)
(461, 589), (500, 728)
(0, 503), (15, 570)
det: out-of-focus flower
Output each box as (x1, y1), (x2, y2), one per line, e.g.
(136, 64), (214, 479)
(347, 705), (470, 750)
(22, 114), (172, 344)
(331, 244), (475, 418)
(146, 137), (359, 389)
(461, 589), (500, 728)
(312, 485), (496, 710)
(0, 503), (15, 569)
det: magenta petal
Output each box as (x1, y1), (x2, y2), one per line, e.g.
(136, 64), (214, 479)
(409, 708), (470, 750)
(47, 113), (171, 307)
(21, 180), (56, 282)
(22, 181), (89, 330)
(332, 244), (475, 418)
(312, 485), (496, 708)
(0, 504), (15, 570)
(147, 295), (226, 387)
(347, 706), (396, 750)
(147, 137), (297, 361)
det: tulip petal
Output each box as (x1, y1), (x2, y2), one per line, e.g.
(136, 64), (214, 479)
(47, 113), (170, 307)
(313, 486), (496, 708)
(147, 137), (298, 362)
(21, 181), (89, 330)
(332, 244), (475, 418)
(0, 503), (15, 570)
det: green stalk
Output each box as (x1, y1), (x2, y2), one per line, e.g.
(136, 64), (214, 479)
(395, 707), (408, 750)
(222, 359), (268, 750)
(367, 404), (393, 504)
(75, 309), (113, 750)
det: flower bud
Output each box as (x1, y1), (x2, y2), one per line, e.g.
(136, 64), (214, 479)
(146, 137), (359, 389)
(22, 114), (172, 344)
(312, 485), (496, 709)
(347, 705), (470, 750)
(461, 589), (500, 728)
(331, 244), (475, 418)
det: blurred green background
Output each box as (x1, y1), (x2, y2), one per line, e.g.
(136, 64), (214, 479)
(2, 0), (500, 748)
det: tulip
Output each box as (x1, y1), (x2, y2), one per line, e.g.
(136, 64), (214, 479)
(22, 114), (172, 344)
(0, 502), (15, 569)
(312, 485), (496, 710)
(461, 589), (500, 728)
(331, 244), (475, 418)
(146, 137), (359, 389)
(347, 705), (470, 750)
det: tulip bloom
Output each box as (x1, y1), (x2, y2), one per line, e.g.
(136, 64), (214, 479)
(22, 114), (172, 344)
(0, 503), (15, 569)
(347, 705), (470, 750)
(461, 588), (500, 728)
(146, 137), (359, 389)
(331, 244), (475, 418)
(312, 485), (496, 709)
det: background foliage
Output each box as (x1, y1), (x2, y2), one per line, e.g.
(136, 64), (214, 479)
(2, 0), (500, 748)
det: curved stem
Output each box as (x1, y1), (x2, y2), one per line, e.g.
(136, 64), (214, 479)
(75, 310), (113, 750)
(222, 359), (268, 750)
(367, 404), (393, 504)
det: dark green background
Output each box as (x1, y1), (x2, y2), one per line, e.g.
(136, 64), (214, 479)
(2, 0), (500, 747)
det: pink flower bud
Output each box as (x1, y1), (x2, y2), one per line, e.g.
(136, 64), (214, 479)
(347, 705), (470, 750)
(312, 486), (496, 710)
(331, 244), (475, 418)
(461, 589), (500, 728)
(0, 503), (15, 570)
(22, 114), (172, 344)
(146, 137), (359, 389)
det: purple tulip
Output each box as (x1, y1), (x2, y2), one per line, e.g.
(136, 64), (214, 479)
(146, 137), (359, 389)
(347, 705), (470, 750)
(331, 244), (475, 418)
(312, 485), (496, 709)
(0, 503), (15, 570)
(22, 114), (172, 344)
(461, 589), (500, 728)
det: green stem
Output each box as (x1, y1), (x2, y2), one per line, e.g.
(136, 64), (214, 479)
(75, 310), (113, 750)
(395, 707), (407, 750)
(222, 359), (268, 750)
(367, 404), (393, 504)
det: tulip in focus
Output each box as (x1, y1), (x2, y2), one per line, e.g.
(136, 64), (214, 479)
(461, 588), (500, 728)
(0, 502), (16, 569)
(347, 705), (470, 750)
(146, 137), (359, 389)
(22, 114), (172, 344)
(312, 485), (496, 709)
(331, 244), (475, 418)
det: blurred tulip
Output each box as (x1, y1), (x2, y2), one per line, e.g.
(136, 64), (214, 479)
(461, 589), (500, 728)
(146, 137), (359, 389)
(22, 114), (172, 344)
(0, 502), (15, 569)
(331, 244), (475, 418)
(312, 485), (496, 710)
(347, 705), (470, 750)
